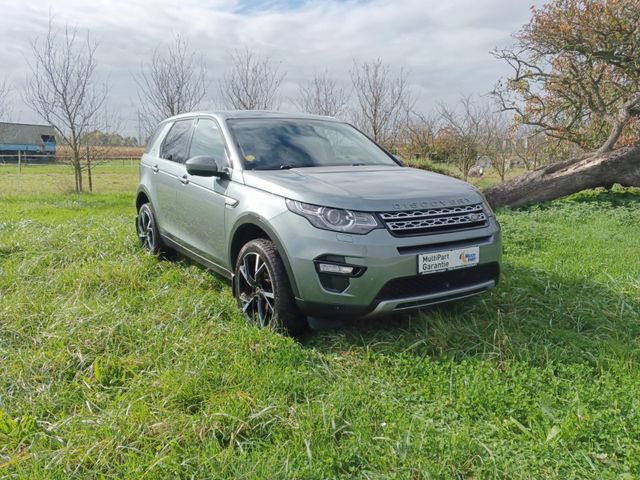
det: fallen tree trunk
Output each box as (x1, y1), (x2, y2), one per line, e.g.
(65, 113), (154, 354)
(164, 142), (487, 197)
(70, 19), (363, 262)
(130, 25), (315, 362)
(483, 144), (640, 208)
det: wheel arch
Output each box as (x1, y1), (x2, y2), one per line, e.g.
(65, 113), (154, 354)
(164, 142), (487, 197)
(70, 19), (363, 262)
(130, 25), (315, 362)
(229, 214), (300, 298)
(135, 187), (152, 212)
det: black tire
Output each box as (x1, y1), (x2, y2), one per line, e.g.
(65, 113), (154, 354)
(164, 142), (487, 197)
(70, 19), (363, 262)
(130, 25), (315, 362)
(234, 238), (306, 334)
(136, 203), (172, 257)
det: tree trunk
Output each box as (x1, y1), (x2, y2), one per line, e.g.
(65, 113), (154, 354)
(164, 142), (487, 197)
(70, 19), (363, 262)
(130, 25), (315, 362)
(74, 164), (80, 193)
(86, 143), (93, 193)
(77, 162), (83, 193)
(483, 145), (640, 208)
(88, 159), (92, 192)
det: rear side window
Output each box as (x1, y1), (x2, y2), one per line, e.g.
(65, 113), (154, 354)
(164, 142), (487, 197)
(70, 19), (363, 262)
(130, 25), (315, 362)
(144, 123), (171, 155)
(189, 119), (227, 164)
(160, 120), (194, 163)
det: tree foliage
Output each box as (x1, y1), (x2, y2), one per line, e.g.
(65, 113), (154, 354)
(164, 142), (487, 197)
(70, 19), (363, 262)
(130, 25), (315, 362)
(493, 0), (640, 153)
(81, 130), (138, 147)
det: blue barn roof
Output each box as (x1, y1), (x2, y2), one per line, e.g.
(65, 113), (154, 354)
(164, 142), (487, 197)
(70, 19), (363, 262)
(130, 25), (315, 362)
(0, 122), (56, 153)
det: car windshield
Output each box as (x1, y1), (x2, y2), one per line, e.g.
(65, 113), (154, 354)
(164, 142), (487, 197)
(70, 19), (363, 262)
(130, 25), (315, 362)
(226, 118), (399, 170)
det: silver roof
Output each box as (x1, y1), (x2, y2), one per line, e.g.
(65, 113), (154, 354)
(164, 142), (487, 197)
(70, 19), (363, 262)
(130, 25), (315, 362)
(162, 110), (341, 123)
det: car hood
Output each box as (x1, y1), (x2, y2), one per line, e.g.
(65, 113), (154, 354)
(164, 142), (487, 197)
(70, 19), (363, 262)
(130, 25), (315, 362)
(242, 165), (483, 212)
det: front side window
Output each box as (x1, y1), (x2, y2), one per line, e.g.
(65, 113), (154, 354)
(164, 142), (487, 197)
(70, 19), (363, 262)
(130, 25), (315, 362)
(226, 118), (399, 170)
(160, 119), (194, 163)
(189, 118), (227, 163)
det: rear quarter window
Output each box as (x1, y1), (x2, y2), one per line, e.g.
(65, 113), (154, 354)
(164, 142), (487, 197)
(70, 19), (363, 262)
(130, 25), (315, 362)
(144, 123), (171, 156)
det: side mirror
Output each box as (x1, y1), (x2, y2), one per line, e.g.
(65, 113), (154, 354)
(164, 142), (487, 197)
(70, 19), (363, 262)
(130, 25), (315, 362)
(186, 155), (228, 178)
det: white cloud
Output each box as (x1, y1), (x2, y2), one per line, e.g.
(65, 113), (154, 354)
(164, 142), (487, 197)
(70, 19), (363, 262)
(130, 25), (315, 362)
(0, 0), (541, 132)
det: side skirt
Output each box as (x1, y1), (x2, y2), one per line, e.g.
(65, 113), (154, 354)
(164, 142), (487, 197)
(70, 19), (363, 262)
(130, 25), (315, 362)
(161, 234), (234, 281)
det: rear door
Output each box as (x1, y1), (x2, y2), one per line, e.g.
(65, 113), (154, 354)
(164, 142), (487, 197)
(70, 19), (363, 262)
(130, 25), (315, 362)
(154, 119), (194, 239)
(177, 117), (230, 266)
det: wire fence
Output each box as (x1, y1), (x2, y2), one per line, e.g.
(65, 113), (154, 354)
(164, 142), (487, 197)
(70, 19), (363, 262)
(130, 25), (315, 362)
(0, 153), (141, 168)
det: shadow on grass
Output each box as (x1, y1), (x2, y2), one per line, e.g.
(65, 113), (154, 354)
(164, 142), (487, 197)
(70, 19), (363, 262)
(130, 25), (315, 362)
(302, 264), (640, 366)
(150, 224), (639, 368)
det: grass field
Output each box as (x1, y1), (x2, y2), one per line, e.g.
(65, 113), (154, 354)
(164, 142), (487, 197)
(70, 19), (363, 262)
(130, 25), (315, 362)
(0, 159), (519, 198)
(1, 166), (639, 478)
(0, 161), (139, 197)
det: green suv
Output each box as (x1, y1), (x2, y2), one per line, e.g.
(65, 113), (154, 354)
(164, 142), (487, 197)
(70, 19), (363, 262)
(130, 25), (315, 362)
(136, 111), (501, 333)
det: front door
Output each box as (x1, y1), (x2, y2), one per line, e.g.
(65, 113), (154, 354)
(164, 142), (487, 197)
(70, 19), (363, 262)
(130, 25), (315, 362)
(177, 118), (230, 267)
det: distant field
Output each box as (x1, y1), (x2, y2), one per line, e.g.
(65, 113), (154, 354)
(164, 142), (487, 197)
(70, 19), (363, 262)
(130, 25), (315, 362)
(1, 167), (639, 476)
(54, 145), (145, 159)
(405, 158), (529, 189)
(0, 160), (521, 197)
(0, 160), (139, 196)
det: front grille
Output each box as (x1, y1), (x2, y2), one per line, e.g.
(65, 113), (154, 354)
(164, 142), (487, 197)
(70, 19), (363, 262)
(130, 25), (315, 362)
(379, 203), (487, 236)
(375, 263), (500, 301)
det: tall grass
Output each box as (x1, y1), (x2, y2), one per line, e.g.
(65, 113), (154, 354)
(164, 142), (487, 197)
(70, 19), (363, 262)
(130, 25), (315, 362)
(0, 188), (639, 478)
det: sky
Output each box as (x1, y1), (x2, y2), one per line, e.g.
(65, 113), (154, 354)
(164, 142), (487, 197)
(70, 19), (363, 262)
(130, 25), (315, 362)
(0, 0), (541, 137)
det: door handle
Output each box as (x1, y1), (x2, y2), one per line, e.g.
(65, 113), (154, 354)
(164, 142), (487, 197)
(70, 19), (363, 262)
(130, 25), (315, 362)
(179, 174), (189, 185)
(152, 165), (159, 173)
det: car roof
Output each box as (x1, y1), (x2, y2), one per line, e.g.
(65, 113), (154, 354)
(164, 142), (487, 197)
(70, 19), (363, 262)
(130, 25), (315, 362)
(162, 110), (343, 124)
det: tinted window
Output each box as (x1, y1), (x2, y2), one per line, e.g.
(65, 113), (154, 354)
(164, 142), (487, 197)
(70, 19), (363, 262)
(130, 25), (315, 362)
(189, 119), (227, 163)
(144, 123), (171, 155)
(226, 119), (398, 170)
(160, 120), (194, 163)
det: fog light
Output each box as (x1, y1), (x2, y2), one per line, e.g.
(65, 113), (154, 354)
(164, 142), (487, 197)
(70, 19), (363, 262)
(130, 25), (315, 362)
(318, 263), (355, 275)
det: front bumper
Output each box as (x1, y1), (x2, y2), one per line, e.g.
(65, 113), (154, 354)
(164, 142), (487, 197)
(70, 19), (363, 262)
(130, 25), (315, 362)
(271, 212), (502, 319)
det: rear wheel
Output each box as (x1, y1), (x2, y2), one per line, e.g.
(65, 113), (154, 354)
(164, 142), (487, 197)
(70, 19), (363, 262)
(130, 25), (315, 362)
(136, 203), (171, 257)
(234, 239), (306, 334)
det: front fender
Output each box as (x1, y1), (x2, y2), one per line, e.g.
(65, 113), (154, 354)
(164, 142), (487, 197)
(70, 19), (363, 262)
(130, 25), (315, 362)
(228, 213), (300, 298)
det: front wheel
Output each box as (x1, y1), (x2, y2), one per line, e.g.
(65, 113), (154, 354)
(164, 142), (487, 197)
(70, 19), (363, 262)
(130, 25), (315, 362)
(234, 239), (306, 334)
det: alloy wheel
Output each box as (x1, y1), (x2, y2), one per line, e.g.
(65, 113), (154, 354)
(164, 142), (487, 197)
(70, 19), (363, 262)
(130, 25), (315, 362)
(137, 208), (156, 251)
(237, 252), (275, 327)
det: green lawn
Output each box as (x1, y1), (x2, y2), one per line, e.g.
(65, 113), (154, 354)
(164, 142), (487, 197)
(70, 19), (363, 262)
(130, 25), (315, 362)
(0, 173), (639, 477)
(0, 161), (139, 197)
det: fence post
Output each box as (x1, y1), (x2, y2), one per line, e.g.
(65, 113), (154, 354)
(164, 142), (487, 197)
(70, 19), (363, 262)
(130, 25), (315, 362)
(17, 150), (21, 193)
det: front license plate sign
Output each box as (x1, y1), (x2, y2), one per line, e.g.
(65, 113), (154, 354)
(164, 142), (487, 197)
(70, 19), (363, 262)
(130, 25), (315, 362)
(418, 247), (480, 275)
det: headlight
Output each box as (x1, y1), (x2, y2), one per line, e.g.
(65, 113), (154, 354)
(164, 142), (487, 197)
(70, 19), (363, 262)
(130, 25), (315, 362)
(286, 199), (381, 234)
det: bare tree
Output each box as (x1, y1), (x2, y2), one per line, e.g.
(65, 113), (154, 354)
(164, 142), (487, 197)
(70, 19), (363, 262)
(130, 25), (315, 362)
(80, 109), (122, 192)
(136, 35), (207, 137)
(481, 110), (514, 182)
(510, 125), (578, 172)
(24, 20), (107, 193)
(0, 80), (12, 120)
(295, 71), (349, 117)
(486, 134), (511, 182)
(220, 48), (286, 110)
(350, 59), (414, 148)
(396, 112), (438, 160)
(438, 96), (491, 180)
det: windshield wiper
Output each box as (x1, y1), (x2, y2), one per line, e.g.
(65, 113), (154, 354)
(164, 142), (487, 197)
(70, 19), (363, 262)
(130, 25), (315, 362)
(279, 164), (313, 169)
